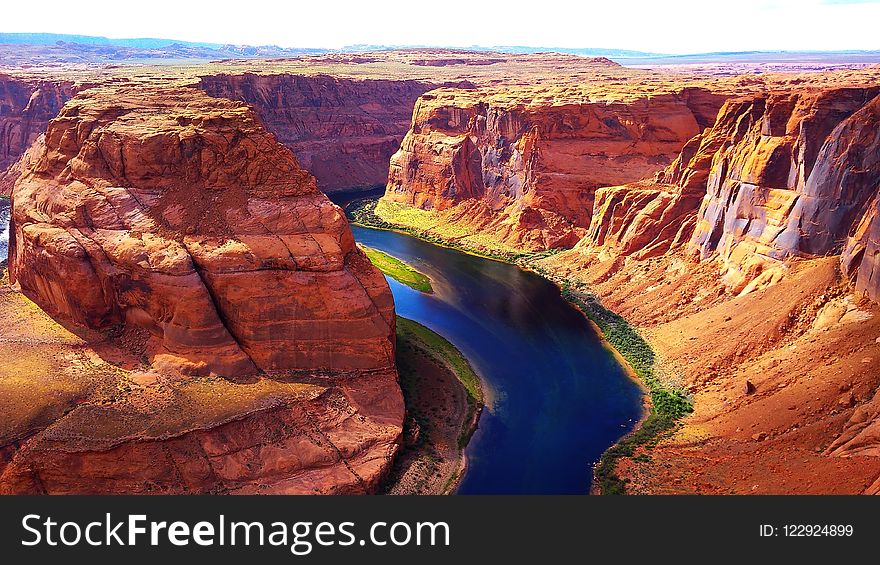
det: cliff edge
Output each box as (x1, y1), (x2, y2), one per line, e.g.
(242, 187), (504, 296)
(0, 85), (403, 494)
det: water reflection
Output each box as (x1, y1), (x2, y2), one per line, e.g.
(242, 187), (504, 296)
(351, 225), (643, 494)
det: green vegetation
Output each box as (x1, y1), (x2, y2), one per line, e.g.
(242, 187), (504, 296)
(348, 198), (560, 264)
(396, 317), (483, 448)
(558, 280), (693, 495)
(360, 244), (433, 293)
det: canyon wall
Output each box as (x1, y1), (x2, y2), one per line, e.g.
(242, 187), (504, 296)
(842, 192), (880, 302)
(381, 86), (727, 250)
(198, 73), (438, 193)
(1, 84), (403, 493)
(540, 85), (880, 493)
(364, 66), (880, 493)
(577, 87), (880, 294)
(0, 75), (76, 194)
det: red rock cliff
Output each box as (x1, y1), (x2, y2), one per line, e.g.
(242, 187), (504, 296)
(0, 75), (75, 194)
(689, 88), (880, 291)
(541, 82), (880, 494)
(198, 73), (436, 193)
(1, 85), (403, 493)
(10, 85), (398, 376)
(382, 85), (726, 250)
(577, 88), (880, 293)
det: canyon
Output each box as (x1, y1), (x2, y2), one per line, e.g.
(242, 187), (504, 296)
(383, 84), (727, 250)
(0, 75), (76, 194)
(0, 82), (402, 494)
(198, 74), (437, 193)
(374, 62), (880, 493)
(1, 50), (880, 493)
(554, 85), (880, 493)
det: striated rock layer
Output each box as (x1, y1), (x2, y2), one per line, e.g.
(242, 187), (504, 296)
(198, 74), (438, 193)
(0, 75), (76, 194)
(540, 84), (880, 494)
(576, 87), (880, 294)
(1, 85), (403, 494)
(382, 85), (727, 250)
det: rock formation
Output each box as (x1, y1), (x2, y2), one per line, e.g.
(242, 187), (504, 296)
(198, 74), (436, 193)
(842, 192), (880, 302)
(1, 84), (403, 494)
(0, 75), (75, 194)
(576, 87), (880, 294)
(690, 88), (880, 292)
(381, 85), (727, 250)
(538, 84), (880, 494)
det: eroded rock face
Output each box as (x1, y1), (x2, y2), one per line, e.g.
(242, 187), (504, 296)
(541, 83), (880, 494)
(0, 365), (404, 495)
(2, 84), (403, 494)
(839, 99), (880, 302)
(9, 85), (397, 377)
(842, 192), (880, 302)
(577, 118), (733, 260)
(576, 88), (880, 295)
(0, 75), (75, 194)
(198, 74), (436, 193)
(382, 86), (726, 250)
(689, 88), (880, 291)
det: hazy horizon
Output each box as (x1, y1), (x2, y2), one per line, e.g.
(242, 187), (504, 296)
(8, 32), (880, 57)
(2, 0), (879, 54)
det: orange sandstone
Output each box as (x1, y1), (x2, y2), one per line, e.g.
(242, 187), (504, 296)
(1, 84), (403, 494)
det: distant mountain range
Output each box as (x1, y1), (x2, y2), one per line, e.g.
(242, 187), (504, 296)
(0, 33), (327, 65)
(341, 44), (666, 58)
(0, 32), (226, 49)
(0, 32), (877, 66)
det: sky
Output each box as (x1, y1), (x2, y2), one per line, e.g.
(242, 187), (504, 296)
(2, 0), (879, 54)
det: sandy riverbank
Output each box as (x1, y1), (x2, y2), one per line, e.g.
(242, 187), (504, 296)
(382, 318), (483, 495)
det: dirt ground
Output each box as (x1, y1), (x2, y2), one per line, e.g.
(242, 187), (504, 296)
(540, 252), (880, 494)
(382, 327), (477, 495)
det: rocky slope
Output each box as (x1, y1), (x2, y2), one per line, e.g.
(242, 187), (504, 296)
(0, 75), (76, 194)
(577, 87), (880, 292)
(2, 52), (880, 494)
(198, 74), (439, 193)
(0, 85), (403, 494)
(539, 84), (880, 493)
(381, 84), (727, 250)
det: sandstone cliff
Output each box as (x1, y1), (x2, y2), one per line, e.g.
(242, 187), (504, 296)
(381, 85), (727, 250)
(198, 73), (437, 193)
(690, 88), (880, 292)
(0, 75), (75, 194)
(1, 85), (403, 494)
(540, 85), (880, 494)
(3, 51), (880, 495)
(577, 87), (880, 294)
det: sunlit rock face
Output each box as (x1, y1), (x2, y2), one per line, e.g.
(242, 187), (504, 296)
(9, 85), (397, 376)
(574, 87), (880, 296)
(383, 77), (726, 251)
(1, 84), (403, 494)
(688, 88), (880, 291)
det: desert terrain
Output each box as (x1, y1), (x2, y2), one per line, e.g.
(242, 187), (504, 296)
(2, 47), (879, 493)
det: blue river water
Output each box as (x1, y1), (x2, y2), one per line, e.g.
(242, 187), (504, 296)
(350, 224), (644, 494)
(0, 193), (643, 493)
(0, 199), (9, 262)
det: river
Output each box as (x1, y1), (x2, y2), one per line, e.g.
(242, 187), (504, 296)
(0, 195), (644, 493)
(0, 199), (9, 263)
(350, 224), (644, 494)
